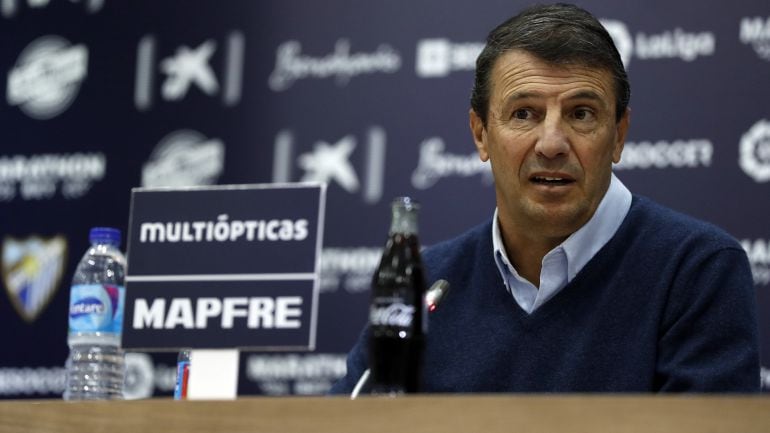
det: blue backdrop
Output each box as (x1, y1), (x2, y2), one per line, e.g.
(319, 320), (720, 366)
(1, 0), (769, 398)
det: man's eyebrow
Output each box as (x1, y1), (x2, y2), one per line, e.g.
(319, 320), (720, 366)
(566, 90), (605, 103)
(505, 91), (543, 102)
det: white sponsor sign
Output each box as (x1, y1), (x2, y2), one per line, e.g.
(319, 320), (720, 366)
(615, 139), (713, 170)
(416, 39), (484, 78)
(600, 19), (716, 67)
(739, 120), (770, 183)
(268, 39), (401, 91)
(0, 153), (105, 201)
(7, 36), (88, 119)
(740, 16), (770, 61)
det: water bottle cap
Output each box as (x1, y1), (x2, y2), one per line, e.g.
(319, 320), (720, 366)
(89, 227), (121, 247)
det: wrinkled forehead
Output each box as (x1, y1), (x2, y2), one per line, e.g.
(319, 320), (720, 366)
(489, 49), (618, 106)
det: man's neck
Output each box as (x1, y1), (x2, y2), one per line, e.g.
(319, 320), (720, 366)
(501, 227), (566, 288)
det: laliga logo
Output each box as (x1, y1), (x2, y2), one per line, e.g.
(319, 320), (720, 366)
(6, 36), (88, 119)
(600, 19), (715, 66)
(599, 20), (633, 66)
(141, 129), (225, 188)
(739, 120), (770, 183)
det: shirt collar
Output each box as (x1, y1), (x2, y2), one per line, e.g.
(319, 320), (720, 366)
(492, 172), (632, 284)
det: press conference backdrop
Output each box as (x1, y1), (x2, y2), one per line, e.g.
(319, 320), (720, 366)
(0, 0), (768, 398)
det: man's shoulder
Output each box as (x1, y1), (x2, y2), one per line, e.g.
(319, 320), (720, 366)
(626, 195), (743, 252)
(422, 219), (492, 279)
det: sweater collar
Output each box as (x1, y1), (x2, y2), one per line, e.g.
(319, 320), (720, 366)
(492, 173), (632, 310)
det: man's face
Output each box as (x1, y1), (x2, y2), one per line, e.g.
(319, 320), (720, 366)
(471, 49), (629, 243)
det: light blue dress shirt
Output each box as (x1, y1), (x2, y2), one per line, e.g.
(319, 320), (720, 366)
(492, 173), (632, 314)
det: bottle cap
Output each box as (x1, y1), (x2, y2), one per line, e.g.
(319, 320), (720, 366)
(89, 227), (121, 247)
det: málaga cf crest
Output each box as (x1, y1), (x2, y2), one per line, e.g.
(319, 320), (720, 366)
(2, 235), (67, 322)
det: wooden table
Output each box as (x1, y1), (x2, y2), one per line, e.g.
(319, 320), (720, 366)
(1, 395), (769, 433)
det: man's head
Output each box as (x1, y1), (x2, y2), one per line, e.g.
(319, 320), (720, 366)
(471, 3), (629, 127)
(469, 3), (631, 247)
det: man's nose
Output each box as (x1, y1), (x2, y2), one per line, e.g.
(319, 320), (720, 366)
(534, 115), (570, 159)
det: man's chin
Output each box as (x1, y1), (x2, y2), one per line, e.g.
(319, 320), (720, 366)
(526, 203), (592, 236)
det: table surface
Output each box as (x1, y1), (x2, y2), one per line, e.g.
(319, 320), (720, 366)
(1, 395), (769, 433)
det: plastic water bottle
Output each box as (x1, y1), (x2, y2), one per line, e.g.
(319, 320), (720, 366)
(63, 227), (127, 400)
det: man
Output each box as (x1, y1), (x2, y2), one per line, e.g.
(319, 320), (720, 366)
(331, 3), (759, 393)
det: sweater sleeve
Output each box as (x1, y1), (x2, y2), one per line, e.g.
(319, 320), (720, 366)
(328, 326), (369, 395)
(656, 247), (760, 392)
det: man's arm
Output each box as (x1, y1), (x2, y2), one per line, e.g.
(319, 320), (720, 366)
(328, 327), (369, 395)
(656, 247), (760, 392)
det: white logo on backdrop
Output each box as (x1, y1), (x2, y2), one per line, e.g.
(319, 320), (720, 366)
(0, 367), (65, 396)
(741, 239), (770, 286)
(2, 235), (67, 322)
(415, 39), (484, 78)
(298, 137), (360, 193)
(320, 247), (382, 294)
(134, 32), (244, 110)
(1, 0), (104, 18)
(245, 354), (347, 396)
(7, 36), (88, 119)
(411, 137), (492, 189)
(740, 16), (770, 61)
(0, 153), (105, 201)
(123, 353), (155, 400)
(600, 19), (715, 66)
(268, 39), (401, 91)
(600, 20), (633, 66)
(160, 40), (219, 100)
(614, 139), (713, 170)
(272, 127), (387, 204)
(739, 119), (770, 183)
(141, 129), (224, 188)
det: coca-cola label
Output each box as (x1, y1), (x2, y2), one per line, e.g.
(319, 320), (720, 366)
(369, 301), (415, 328)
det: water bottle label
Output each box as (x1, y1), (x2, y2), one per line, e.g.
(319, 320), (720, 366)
(69, 284), (125, 335)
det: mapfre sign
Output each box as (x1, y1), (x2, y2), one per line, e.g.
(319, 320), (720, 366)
(122, 183), (326, 351)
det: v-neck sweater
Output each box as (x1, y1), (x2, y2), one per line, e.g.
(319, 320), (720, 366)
(331, 195), (759, 393)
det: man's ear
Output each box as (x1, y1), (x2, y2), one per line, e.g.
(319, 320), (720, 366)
(470, 109), (489, 162)
(612, 107), (630, 163)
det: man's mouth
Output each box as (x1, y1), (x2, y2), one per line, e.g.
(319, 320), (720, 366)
(530, 176), (574, 186)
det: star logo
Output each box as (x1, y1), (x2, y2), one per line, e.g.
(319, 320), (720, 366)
(160, 40), (219, 101)
(298, 137), (360, 193)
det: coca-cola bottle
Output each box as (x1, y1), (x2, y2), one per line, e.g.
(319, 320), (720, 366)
(368, 197), (427, 395)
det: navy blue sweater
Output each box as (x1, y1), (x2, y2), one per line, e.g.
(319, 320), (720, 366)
(331, 196), (760, 393)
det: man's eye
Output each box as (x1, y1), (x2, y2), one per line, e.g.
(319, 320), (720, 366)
(573, 108), (595, 121)
(512, 109), (531, 120)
